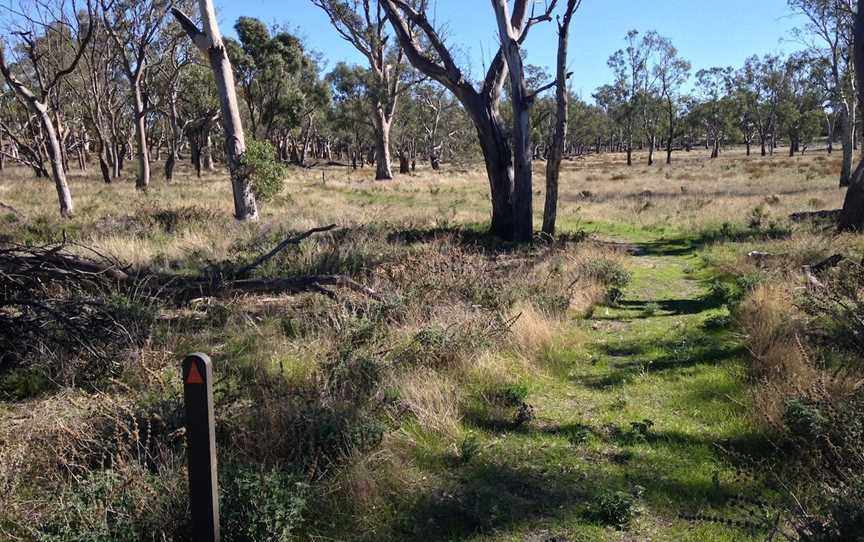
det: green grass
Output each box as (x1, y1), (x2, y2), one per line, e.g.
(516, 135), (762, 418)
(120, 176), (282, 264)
(370, 226), (777, 541)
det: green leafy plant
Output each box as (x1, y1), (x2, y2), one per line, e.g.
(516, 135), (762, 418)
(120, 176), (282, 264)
(589, 487), (643, 528)
(458, 433), (480, 463)
(239, 139), (287, 202)
(220, 465), (309, 542)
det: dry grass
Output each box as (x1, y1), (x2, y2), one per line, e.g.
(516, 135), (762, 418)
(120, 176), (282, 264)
(736, 285), (815, 424)
(396, 369), (462, 438)
(0, 145), (859, 539)
(508, 301), (560, 358)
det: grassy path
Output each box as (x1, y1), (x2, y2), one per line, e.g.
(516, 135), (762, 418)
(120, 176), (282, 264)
(414, 233), (775, 541)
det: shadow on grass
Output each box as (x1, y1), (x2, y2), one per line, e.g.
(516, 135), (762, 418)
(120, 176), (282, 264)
(383, 437), (773, 542)
(617, 226), (792, 258)
(575, 328), (745, 390)
(386, 224), (588, 253)
(618, 297), (723, 317)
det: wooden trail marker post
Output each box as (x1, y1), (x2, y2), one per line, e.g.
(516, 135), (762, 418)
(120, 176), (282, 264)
(183, 353), (220, 542)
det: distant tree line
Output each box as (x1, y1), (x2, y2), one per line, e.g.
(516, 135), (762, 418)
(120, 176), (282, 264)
(0, 0), (862, 235)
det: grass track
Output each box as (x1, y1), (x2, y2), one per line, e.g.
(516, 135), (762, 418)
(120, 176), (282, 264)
(400, 229), (777, 541)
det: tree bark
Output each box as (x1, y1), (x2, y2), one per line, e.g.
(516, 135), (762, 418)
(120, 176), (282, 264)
(132, 81), (150, 190)
(840, 109), (853, 187)
(373, 110), (394, 180)
(839, 0), (864, 230)
(543, 0), (578, 237)
(647, 134), (655, 166)
(381, 0), (559, 241)
(495, 30), (533, 243)
(0, 53), (74, 217)
(173, 1), (258, 221)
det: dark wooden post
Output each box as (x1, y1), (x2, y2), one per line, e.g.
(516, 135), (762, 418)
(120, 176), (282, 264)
(183, 353), (220, 542)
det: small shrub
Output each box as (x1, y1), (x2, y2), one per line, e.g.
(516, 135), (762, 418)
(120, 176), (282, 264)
(575, 258), (631, 306)
(643, 302), (660, 316)
(799, 478), (864, 542)
(604, 286), (625, 305)
(589, 488), (643, 528)
(488, 382), (529, 407)
(458, 433), (480, 463)
(562, 424), (592, 445)
(705, 280), (740, 307)
(239, 139), (287, 202)
(629, 419), (655, 440)
(220, 465), (309, 542)
(702, 312), (731, 330)
(748, 205), (769, 229)
(513, 402), (535, 428)
(784, 397), (828, 443)
(577, 259), (632, 290)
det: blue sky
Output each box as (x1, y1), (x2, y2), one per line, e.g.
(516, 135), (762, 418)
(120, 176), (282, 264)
(218, 0), (806, 99)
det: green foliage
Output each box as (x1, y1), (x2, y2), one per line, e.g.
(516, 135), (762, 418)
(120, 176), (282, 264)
(578, 259), (632, 289)
(31, 468), (187, 542)
(800, 479), (864, 542)
(576, 258), (631, 306)
(783, 398), (828, 443)
(227, 17), (328, 136)
(748, 204), (770, 230)
(705, 279), (741, 307)
(588, 488), (643, 528)
(457, 433), (480, 464)
(0, 368), (52, 400)
(488, 382), (529, 407)
(629, 418), (655, 440)
(239, 139), (287, 202)
(395, 324), (490, 370)
(702, 312), (732, 330)
(642, 302), (660, 316)
(220, 465), (309, 542)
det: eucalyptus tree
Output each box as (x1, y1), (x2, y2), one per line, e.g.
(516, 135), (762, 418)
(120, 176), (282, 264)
(327, 62), (374, 168)
(789, 0), (855, 185)
(414, 82), (458, 169)
(0, 87), (49, 177)
(778, 54), (825, 156)
(71, 16), (132, 182)
(0, 0), (95, 217)
(543, 0), (581, 236)
(172, 0), (259, 221)
(593, 84), (626, 153)
(100, 0), (183, 190)
(310, 0), (409, 180)
(635, 32), (668, 166)
(175, 64), (219, 177)
(608, 30), (654, 166)
(652, 37), (690, 164)
(693, 67), (736, 158)
(381, 0), (563, 241)
(840, 0), (864, 229)
(735, 55), (781, 156)
(730, 69), (759, 156)
(149, 25), (194, 181)
(227, 18), (304, 140)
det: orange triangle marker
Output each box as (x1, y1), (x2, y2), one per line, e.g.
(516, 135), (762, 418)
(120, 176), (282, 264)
(186, 363), (204, 385)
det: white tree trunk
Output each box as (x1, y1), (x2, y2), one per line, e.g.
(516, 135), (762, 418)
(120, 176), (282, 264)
(174, 0), (258, 220)
(0, 54), (74, 216)
(133, 81), (150, 190)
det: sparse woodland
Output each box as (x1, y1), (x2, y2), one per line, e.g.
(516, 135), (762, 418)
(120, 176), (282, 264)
(2, 0), (864, 540)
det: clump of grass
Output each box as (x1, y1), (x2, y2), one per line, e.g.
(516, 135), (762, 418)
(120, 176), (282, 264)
(396, 369), (461, 437)
(587, 487), (643, 528)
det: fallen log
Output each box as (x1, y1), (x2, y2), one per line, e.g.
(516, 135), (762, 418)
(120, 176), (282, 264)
(789, 209), (841, 223)
(235, 224), (336, 278)
(0, 225), (382, 304)
(810, 254), (845, 274)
